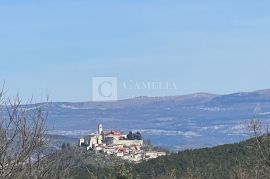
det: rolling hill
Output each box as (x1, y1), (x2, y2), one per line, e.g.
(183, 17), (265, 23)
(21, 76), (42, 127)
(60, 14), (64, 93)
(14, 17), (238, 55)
(25, 89), (270, 150)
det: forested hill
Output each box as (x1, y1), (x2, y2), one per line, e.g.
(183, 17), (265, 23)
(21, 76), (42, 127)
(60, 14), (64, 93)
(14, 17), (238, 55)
(132, 138), (264, 179)
(70, 137), (270, 179)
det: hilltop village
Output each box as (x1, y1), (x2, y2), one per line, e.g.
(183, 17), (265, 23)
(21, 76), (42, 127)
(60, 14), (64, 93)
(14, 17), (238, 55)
(79, 124), (166, 162)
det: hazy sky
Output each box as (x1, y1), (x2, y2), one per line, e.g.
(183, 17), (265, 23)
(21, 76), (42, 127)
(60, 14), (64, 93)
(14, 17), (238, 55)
(1, 0), (270, 101)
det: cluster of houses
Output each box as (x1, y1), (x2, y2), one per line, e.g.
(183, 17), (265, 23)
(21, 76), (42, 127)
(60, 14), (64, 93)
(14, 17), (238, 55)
(79, 124), (166, 162)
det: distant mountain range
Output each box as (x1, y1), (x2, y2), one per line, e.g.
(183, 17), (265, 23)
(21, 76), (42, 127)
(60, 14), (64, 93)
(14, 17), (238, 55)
(37, 89), (270, 150)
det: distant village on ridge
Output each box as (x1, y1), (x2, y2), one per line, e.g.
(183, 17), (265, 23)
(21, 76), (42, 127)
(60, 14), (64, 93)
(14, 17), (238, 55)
(79, 124), (167, 162)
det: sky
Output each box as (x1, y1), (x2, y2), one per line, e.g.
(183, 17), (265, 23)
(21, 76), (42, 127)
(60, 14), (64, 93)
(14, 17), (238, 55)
(0, 0), (270, 102)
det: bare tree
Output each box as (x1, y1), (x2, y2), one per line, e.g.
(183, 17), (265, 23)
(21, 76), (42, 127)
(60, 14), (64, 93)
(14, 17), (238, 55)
(246, 119), (270, 179)
(248, 119), (270, 168)
(0, 85), (57, 179)
(0, 84), (113, 179)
